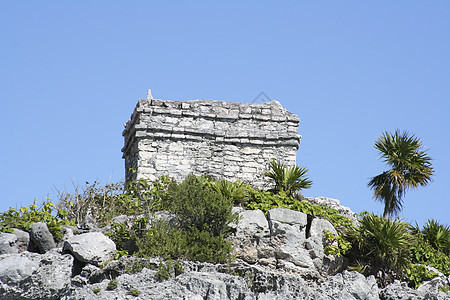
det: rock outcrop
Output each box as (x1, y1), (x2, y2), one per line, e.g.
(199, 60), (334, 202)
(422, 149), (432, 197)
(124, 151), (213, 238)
(0, 201), (449, 299)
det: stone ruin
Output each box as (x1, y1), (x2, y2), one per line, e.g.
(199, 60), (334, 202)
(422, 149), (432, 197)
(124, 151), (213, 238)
(122, 91), (301, 188)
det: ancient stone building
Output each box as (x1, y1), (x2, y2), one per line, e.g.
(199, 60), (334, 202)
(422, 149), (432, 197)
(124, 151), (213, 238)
(122, 92), (301, 188)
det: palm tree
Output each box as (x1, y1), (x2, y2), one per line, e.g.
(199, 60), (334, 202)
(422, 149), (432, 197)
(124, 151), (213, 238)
(368, 130), (434, 218)
(264, 159), (312, 197)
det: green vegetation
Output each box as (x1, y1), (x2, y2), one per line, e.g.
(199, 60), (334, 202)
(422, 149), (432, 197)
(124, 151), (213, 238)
(407, 264), (439, 289)
(344, 213), (412, 285)
(88, 174), (238, 263)
(106, 279), (118, 290)
(343, 213), (449, 288)
(1, 157), (447, 291)
(126, 289), (141, 296)
(154, 259), (184, 282)
(421, 219), (450, 255)
(0, 200), (74, 241)
(264, 159), (312, 197)
(368, 130), (434, 218)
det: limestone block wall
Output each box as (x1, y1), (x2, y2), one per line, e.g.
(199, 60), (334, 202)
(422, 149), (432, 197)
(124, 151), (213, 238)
(122, 97), (301, 189)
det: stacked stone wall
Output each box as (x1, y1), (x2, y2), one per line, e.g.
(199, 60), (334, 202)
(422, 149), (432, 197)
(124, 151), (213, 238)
(122, 97), (301, 188)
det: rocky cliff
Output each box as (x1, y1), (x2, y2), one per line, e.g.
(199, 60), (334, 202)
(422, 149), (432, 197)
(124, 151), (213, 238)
(0, 197), (449, 299)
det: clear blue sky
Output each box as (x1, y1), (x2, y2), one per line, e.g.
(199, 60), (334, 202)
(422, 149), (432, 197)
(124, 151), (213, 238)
(1, 1), (449, 226)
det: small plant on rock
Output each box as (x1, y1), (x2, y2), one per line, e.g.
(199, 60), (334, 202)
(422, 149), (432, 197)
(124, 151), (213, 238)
(264, 159), (312, 197)
(126, 289), (141, 296)
(106, 279), (118, 290)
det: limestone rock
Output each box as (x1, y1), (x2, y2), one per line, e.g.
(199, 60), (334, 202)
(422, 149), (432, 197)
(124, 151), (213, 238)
(21, 249), (74, 299)
(266, 208), (315, 272)
(0, 233), (18, 254)
(417, 275), (449, 294)
(230, 208), (271, 265)
(306, 197), (358, 225)
(315, 271), (379, 300)
(380, 280), (424, 300)
(267, 207), (308, 226)
(30, 222), (56, 253)
(0, 252), (39, 285)
(13, 228), (30, 252)
(63, 232), (116, 266)
(0, 250), (73, 299)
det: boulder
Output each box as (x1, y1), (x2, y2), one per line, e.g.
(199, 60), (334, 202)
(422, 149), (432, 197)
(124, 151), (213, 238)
(0, 250), (73, 299)
(30, 222), (56, 253)
(380, 280), (424, 300)
(0, 253), (39, 285)
(267, 207), (308, 226)
(233, 208), (269, 237)
(63, 232), (116, 266)
(417, 275), (449, 294)
(230, 209), (272, 265)
(20, 249), (74, 299)
(13, 228), (30, 252)
(316, 271), (379, 300)
(0, 233), (18, 254)
(266, 208), (315, 271)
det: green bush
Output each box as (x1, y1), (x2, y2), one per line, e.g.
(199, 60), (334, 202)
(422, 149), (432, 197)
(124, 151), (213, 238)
(135, 220), (234, 263)
(207, 179), (249, 206)
(407, 264), (439, 289)
(0, 201), (73, 241)
(345, 213), (412, 286)
(56, 176), (174, 227)
(421, 219), (450, 255)
(408, 221), (450, 279)
(167, 175), (238, 237)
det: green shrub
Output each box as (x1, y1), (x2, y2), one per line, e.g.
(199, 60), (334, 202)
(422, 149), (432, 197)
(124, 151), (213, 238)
(167, 175), (238, 237)
(408, 222), (449, 279)
(56, 176), (174, 227)
(345, 213), (412, 286)
(421, 219), (450, 255)
(407, 264), (439, 289)
(105, 217), (148, 254)
(324, 230), (352, 256)
(0, 201), (73, 241)
(207, 179), (249, 206)
(135, 220), (234, 263)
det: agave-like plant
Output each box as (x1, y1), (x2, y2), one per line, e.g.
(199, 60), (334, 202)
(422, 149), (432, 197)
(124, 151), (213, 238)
(368, 130), (434, 218)
(347, 213), (412, 285)
(422, 219), (450, 255)
(264, 159), (312, 197)
(209, 179), (248, 206)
